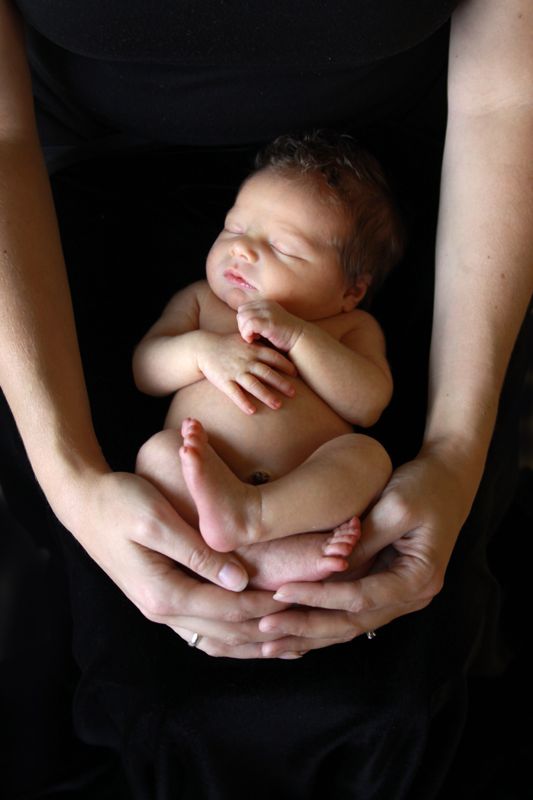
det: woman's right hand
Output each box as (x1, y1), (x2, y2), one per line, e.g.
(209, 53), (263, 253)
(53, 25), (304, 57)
(60, 469), (287, 657)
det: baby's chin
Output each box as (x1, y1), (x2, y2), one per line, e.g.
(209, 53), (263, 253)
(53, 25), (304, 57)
(222, 286), (261, 310)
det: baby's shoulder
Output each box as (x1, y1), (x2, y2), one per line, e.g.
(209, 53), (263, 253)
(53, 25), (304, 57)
(319, 308), (382, 340)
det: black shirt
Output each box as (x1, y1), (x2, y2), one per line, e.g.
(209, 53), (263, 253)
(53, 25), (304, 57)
(15, 0), (460, 162)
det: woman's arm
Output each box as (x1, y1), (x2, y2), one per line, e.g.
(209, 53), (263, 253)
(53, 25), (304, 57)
(0, 1), (290, 644)
(250, 0), (533, 656)
(425, 0), (533, 479)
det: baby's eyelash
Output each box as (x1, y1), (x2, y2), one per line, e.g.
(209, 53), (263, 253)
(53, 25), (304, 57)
(272, 245), (303, 259)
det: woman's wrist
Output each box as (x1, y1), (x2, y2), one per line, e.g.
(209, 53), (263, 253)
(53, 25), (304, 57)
(29, 429), (111, 526)
(418, 429), (489, 514)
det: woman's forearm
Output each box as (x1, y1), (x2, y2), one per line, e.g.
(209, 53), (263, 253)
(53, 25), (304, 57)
(0, 139), (108, 511)
(425, 107), (532, 462)
(424, 1), (533, 489)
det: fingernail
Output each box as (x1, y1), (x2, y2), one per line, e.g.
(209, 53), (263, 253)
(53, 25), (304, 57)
(273, 590), (293, 602)
(278, 652), (303, 660)
(218, 562), (248, 591)
(259, 618), (277, 633)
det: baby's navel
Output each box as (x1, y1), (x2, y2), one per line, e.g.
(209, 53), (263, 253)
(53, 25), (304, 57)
(247, 470), (271, 486)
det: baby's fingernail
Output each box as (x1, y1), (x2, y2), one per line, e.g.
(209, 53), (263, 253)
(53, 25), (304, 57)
(218, 562), (248, 591)
(278, 652), (303, 660)
(273, 590), (293, 602)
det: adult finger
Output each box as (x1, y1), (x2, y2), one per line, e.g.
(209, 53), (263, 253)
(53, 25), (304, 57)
(166, 612), (286, 647)
(171, 626), (270, 659)
(270, 563), (429, 615)
(138, 565), (285, 625)
(261, 634), (347, 658)
(131, 500), (252, 593)
(260, 607), (356, 641)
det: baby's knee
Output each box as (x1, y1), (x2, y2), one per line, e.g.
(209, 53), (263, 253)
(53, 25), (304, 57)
(135, 428), (181, 475)
(353, 433), (392, 481)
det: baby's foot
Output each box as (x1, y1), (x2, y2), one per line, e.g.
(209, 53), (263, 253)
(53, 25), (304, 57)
(179, 418), (262, 552)
(236, 517), (361, 591)
(322, 516), (361, 557)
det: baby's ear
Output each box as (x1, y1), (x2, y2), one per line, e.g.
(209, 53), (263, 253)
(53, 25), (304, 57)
(342, 274), (371, 311)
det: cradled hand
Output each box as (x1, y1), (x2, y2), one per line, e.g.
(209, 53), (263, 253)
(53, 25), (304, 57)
(197, 331), (296, 414)
(60, 469), (287, 657)
(237, 299), (305, 351)
(255, 445), (479, 657)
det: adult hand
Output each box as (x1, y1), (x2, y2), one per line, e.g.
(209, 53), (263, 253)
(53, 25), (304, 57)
(256, 443), (480, 657)
(60, 469), (287, 658)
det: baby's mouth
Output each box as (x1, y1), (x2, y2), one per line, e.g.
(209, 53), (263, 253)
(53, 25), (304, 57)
(223, 269), (257, 290)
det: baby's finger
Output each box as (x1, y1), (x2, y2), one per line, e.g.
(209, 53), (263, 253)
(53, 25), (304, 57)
(237, 313), (260, 343)
(221, 380), (257, 414)
(237, 372), (283, 409)
(257, 347), (297, 375)
(249, 363), (296, 397)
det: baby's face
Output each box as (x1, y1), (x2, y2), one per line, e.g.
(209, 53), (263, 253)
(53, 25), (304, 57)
(206, 169), (361, 320)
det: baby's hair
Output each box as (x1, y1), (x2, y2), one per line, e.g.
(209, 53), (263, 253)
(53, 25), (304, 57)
(253, 130), (406, 300)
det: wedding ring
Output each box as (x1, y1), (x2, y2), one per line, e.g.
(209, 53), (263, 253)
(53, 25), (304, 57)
(188, 632), (201, 647)
(366, 630), (377, 640)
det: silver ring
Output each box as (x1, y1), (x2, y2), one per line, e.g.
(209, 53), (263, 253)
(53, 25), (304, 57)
(188, 632), (201, 648)
(366, 630), (377, 640)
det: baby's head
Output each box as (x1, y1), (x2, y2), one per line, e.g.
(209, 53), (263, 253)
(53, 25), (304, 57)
(206, 130), (405, 319)
(254, 131), (405, 301)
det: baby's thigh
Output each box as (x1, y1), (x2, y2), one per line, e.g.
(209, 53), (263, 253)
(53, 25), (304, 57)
(315, 432), (392, 502)
(136, 429), (197, 526)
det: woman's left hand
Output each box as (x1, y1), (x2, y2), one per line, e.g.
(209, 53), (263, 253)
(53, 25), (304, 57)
(257, 443), (482, 657)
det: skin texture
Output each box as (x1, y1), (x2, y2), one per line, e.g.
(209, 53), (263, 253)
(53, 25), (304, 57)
(0, 0), (532, 659)
(133, 170), (392, 591)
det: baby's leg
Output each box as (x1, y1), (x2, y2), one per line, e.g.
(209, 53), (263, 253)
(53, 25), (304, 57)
(135, 428), (357, 589)
(235, 517), (361, 591)
(180, 417), (391, 552)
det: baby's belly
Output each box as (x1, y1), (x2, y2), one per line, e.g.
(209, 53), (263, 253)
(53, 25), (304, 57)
(165, 378), (353, 482)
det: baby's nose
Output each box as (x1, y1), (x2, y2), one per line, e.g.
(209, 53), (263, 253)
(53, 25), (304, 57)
(230, 237), (259, 262)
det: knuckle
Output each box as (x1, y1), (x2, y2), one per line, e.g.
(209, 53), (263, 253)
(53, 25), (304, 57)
(422, 570), (444, 601)
(387, 494), (414, 529)
(346, 591), (372, 615)
(203, 641), (226, 658)
(133, 508), (166, 548)
(222, 630), (247, 647)
(340, 628), (357, 643)
(186, 545), (216, 577)
(137, 585), (171, 621)
(221, 605), (248, 624)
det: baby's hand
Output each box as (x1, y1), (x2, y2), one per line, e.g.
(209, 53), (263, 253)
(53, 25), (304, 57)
(237, 300), (305, 351)
(197, 332), (296, 414)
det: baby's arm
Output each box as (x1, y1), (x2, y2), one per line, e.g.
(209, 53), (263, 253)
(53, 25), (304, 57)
(133, 282), (296, 412)
(133, 281), (211, 395)
(237, 301), (392, 426)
